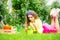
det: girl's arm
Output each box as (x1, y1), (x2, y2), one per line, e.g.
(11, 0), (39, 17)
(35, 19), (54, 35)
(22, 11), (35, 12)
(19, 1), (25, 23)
(36, 19), (43, 33)
(32, 23), (37, 31)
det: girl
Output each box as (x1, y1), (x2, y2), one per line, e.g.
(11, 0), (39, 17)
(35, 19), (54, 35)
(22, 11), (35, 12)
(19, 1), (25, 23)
(25, 10), (43, 33)
(25, 10), (60, 33)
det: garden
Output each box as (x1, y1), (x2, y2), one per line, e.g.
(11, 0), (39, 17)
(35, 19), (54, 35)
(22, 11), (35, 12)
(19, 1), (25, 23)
(0, 0), (60, 40)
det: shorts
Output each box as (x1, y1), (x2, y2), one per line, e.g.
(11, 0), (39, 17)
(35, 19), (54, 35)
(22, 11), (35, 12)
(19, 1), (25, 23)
(42, 23), (57, 33)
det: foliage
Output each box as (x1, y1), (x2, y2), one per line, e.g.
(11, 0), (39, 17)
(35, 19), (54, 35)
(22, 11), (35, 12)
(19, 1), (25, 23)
(0, 0), (60, 26)
(12, 0), (52, 24)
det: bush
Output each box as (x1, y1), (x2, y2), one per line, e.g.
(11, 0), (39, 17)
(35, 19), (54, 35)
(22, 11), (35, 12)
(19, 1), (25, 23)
(0, 0), (60, 26)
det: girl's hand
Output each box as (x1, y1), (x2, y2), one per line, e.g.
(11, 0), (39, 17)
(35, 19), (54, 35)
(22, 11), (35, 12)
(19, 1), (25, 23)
(32, 22), (37, 31)
(32, 22), (36, 26)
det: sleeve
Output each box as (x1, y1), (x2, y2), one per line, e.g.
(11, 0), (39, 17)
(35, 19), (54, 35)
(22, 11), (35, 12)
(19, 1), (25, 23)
(36, 19), (43, 33)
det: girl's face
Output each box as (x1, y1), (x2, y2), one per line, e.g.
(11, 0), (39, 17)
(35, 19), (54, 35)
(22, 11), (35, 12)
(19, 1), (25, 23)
(28, 15), (35, 22)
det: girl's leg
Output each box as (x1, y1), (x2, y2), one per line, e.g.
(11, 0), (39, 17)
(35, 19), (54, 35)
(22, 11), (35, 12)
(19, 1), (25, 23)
(55, 16), (60, 32)
(51, 16), (55, 26)
(50, 16), (57, 33)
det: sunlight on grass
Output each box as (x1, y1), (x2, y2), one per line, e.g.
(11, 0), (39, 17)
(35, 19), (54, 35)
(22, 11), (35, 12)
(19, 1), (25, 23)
(0, 28), (60, 40)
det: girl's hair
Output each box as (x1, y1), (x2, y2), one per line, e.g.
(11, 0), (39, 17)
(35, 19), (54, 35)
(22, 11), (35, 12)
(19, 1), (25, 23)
(25, 10), (39, 28)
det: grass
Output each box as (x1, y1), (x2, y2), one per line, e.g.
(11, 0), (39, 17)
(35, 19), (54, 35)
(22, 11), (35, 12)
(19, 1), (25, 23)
(0, 27), (60, 40)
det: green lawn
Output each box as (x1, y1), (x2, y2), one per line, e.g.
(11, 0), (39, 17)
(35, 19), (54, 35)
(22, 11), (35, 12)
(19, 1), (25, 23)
(0, 28), (60, 40)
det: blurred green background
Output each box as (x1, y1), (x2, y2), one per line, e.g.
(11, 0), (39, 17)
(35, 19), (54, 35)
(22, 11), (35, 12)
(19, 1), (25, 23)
(0, 0), (60, 26)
